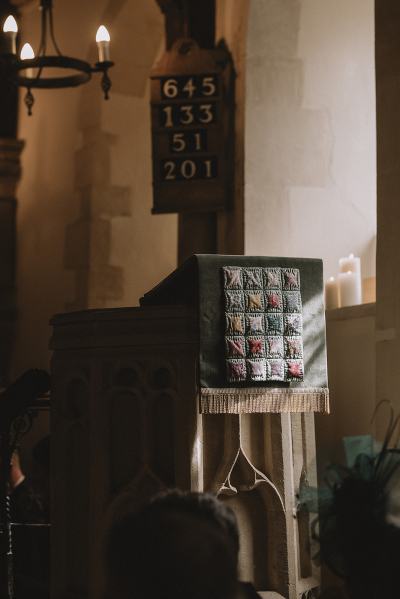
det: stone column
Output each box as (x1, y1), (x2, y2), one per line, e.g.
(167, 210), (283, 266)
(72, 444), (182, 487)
(0, 138), (24, 386)
(65, 126), (130, 311)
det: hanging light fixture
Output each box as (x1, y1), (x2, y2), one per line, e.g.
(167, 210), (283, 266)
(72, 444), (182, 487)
(2, 0), (114, 116)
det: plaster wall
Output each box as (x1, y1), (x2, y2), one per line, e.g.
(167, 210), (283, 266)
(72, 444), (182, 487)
(244, 0), (376, 282)
(13, 0), (177, 376)
(316, 304), (376, 474)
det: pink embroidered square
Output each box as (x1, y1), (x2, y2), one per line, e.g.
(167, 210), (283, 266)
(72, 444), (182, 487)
(227, 338), (245, 357)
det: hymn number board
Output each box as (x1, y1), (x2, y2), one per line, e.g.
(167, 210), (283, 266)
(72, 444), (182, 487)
(151, 40), (232, 214)
(159, 74), (218, 183)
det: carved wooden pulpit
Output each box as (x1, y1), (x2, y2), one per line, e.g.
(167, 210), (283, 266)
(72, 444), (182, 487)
(50, 255), (328, 599)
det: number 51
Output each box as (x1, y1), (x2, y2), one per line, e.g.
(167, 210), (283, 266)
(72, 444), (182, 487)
(171, 132), (203, 152)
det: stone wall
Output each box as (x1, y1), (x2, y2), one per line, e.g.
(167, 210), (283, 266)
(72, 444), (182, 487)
(244, 0), (376, 283)
(12, 0), (177, 377)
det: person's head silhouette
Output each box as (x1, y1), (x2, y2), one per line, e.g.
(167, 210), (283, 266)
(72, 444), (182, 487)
(106, 490), (239, 599)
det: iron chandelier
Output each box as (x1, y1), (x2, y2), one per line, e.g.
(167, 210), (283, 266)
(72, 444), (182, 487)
(2, 0), (114, 115)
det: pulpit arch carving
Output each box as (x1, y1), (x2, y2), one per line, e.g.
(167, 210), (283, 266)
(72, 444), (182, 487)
(105, 358), (179, 492)
(112, 367), (140, 388)
(211, 415), (284, 511)
(63, 373), (90, 425)
(211, 415), (287, 595)
(148, 389), (178, 487)
(109, 359), (177, 394)
(146, 359), (177, 391)
(109, 388), (143, 492)
(110, 360), (145, 391)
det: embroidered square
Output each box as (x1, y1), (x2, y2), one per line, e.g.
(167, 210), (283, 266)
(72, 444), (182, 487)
(266, 336), (284, 358)
(266, 314), (283, 335)
(227, 359), (246, 382)
(285, 337), (303, 359)
(286, 360), (304, 381)
(282, 268), (300, 290)
(246, 314), (264, 334)
(246, 359), (266, 381)
(264, 268), (282, 289)
(226, 313), (245, 335)
(245, 291), (264, 311)
(226, 336), (246, 358)
(283, 291), (301, 313)
(223, 267), (242, 289)
(243, 268), (263, 289)
(247, 337), (265, 357)
(225, 290), (244, 312)
(284, 314), (302, 336)
(265, 291), (283, 312)
(267, 359), (285, 381)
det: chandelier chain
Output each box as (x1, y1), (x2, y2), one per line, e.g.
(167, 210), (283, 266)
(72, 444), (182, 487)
(49, 7), (62, 57)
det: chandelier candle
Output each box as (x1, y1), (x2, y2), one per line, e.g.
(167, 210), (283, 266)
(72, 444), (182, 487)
(96, 26), (110, 62)
(0, 2), (114, 116)
(20, 43), (35, 78)
(3, 15), (17, 54)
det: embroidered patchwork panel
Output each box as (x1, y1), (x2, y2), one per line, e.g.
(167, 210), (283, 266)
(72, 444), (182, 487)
(223, 266), (304, 383)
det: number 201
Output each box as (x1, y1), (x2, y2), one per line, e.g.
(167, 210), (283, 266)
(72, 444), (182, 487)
(163, 159), (214, 180)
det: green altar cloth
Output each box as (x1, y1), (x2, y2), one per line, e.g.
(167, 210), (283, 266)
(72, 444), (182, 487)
(140, 255), (329, 414)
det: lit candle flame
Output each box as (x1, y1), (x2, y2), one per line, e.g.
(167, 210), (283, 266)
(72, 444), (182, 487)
(20, 43), (35, 60)
(3, 15), (18, 33)
(96, 25), (110, 43)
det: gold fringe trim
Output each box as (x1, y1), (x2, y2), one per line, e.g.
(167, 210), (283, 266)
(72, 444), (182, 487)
(200, 387), (329, 414)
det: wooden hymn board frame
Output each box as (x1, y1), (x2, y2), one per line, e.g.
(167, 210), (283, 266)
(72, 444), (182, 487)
(150, 39), (234, 214)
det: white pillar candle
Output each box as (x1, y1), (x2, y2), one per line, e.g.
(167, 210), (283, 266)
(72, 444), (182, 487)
(325, 276), (339, 310)
(339, 253), (361, 275)
(338, 253), (362, 305)
(96, 25), (110, 62)
(3, 15), (18, 54)
(338, 271), (362, 307)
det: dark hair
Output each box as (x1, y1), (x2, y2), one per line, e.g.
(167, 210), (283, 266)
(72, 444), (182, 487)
(106, 490), (239, 599)
(149, 490), (240, 556)
(32, 435), (50, 470)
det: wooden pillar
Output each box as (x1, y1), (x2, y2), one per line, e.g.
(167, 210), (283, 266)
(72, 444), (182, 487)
(0, 1), (21, 386)
(0, 139), (24, 387)
(375, 2), (400, 437)
(157, 0), (238, 264)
